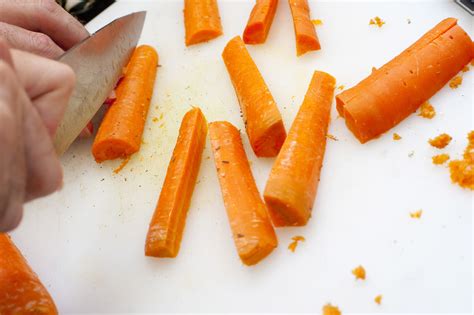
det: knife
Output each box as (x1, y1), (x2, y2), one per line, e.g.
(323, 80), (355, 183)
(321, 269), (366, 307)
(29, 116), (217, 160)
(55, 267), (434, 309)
(53, 11), (146, 155)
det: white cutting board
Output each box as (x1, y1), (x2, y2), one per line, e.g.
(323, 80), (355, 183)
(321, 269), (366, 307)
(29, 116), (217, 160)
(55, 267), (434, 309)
(10, 0), (472, 313)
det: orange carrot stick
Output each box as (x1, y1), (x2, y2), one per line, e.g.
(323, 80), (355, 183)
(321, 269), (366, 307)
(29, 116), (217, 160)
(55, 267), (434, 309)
(243, 0), (279, 44)
(184, 0), (223, 46)
(0, 234), (57, 314)
(288, 0), (321, 56)
(264, 71), (335, 226)
(209, 121), (277, 265)
(336, 18), (473, 143)
(145, 108), (207, 258)
(92, 45), (158, 162)
(222, 36), (286, 157)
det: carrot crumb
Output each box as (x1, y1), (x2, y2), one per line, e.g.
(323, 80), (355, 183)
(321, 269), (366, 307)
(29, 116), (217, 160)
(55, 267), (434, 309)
(410, 209), (423, 219)
(432, 154), (450, 165)
(288, 236), (305, 253)
(429, 133), (452, 149)
(352, 265), (366, 280)
(311, 19), (323, 26)
(152, 117), (159, 122)
(449, 76), (462, 89)
(369, 16), (385, 27)
(449, 131), (474, 190)
(113, 156), (131, 174)
(323, 303), (341, 315)
(327, 134), (339, 141)
(418, 101), (435, 119)
(393, 133), (402, 141)
(337, 85), (345, 90)
(462, 66), (469, 72)
(371, 67), (377, 73)
(374, 295), (383, 305)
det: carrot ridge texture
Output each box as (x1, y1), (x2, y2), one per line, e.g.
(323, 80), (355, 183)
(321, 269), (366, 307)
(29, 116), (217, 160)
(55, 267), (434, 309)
(145, 108), (207, 258)
(288, 0), (321, 56)
(184, 0), (223, 46)
(222, 36), (286, 157)
(92, 45), (158, 162)
(336, 18), (473, 143)
(209, 122), (277, 265)
(243, 0), (278, 44)
(264, 71), (335, 226)
(0, 234), (58, 314)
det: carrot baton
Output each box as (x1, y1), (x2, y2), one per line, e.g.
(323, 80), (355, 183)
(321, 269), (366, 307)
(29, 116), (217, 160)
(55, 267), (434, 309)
(145, 108), (207, 258)
(92, 45), (158, 162)
(243, 0), (279, 44)
(288, 0), (321, 56)
(209, 121), (277, 265)
(336, 18), (473, 143)
(222, 36), (286, 157)
(0, 234), (57, 314)
(184, 0), (223, 46)
(264, 71), (335, 226)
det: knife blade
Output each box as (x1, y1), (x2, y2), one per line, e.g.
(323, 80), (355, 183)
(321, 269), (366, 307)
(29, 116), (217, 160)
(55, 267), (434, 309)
(53, 11), (146, 155)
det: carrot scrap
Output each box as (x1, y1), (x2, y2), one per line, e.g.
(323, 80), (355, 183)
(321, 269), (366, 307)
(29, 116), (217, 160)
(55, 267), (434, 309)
(429, 133), (452, 149)
(327, 134), (338, 141)
(222, 36), (286, 157)
(264, 71), (335, 226)
(449, 75), (463, 89)
(92, 45), (158, 162)
(113, 156), (131, 174)
(288, 0), (321, 56)
(449, 131), (474, 190)
(462, 65), (469, 72)
(369, 16), (385, 28)
(184, 0), (223, 46)
(393, 133), (401, 141)
(418, 101), (435, 119)
(288, 235), (305, 252)
(145, 108), (207, 258)
(323, 303), (341, 315)
(243, 0), (278, 44)
(410, 209), (423, 219)
(311, 19), (323, 26)
(352, 265), (366, 280)
(374, 295), (383, 305)
(209, 121), (277, 265)
(432, 153), (449, 165)
(336, 18), (473, 143)
(337, 85), (345, 90)
(0, 234), (58, 314)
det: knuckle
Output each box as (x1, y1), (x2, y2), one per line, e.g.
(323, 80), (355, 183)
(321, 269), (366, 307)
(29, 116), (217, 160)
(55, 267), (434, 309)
(30, 32), (55, 54)
(37, 0), (58, 14)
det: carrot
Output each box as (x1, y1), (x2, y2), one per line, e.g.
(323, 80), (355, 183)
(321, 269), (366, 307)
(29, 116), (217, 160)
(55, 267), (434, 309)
(264, 71), (335, 226)
(92, 45), (158, 162)
(145, 108), (207, 258)
(184, 0), (223, 46)
(243, 0), (278, 44)
(0, 234), (57, 314)
(288, 0), (321, 56)
(209, 121), (277, 265)
(222, 36), (286, 157)
(336, 18), (473, 143)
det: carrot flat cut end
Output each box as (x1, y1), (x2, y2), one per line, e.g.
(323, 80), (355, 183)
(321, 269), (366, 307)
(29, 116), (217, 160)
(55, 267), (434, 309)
(92, 138), (138, 163)
(253, 120), (287, 157)
(145, 240), (178, 258)
(264, 194), (309, 227)
(186, 29), (223, 46)
(296, 34), (321, 56)
(238, 237), (277, 266)
(243, 22), (266, 44)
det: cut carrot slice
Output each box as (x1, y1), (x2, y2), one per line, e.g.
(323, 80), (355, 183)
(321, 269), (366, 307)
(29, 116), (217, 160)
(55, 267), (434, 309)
(222, 36), (286, 157)
(0, 234), (58, 314)
(336, 18), (473, 143)
(243, 0), (279, 44)
(92, 45), (158, 162)
(184, 0), (223, 46)
(145, 108), (207, 258)
(264, 71), (335, 226)
(209, 121), (277, 265)
(288, 0), (321, 56)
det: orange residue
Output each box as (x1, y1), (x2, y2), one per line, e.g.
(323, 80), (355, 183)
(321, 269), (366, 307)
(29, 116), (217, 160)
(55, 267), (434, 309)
(152, 117), (159, 123)
(462, 66), (469, 72)
(371, 66), (377, 73)
(432, 154), (450, 165)
(410, 209), (423, 219)
(337, 85), (345, 90)
(429, 133), (452, 149)
(323, 303), (341, 315)
(311, 19), (323, 26)
(374, 295), (383, 305)
(352, 265), (366, 280)
(369, 16), (385, 28)
(113, 156), (131, 174)
(327, 134), (339, 141)
(288, 235), (305, 253)
(393, 133), (401, 140)
(449, 76), (462, 89)
(418, 101), (435, 119)
(449, 131), (474, 190)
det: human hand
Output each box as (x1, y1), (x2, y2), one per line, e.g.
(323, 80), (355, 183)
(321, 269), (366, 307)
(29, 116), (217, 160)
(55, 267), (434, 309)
(0, 39), (75, 232)
(0, 0), (89, 58)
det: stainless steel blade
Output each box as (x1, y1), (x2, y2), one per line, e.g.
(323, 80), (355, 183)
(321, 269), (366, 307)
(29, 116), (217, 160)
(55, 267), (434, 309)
(53, 11), (146, 155)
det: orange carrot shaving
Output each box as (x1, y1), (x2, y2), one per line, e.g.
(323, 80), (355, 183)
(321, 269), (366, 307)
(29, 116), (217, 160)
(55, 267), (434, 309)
(352, 265), (366, 280)
(393, 133), (402, 140)
(323, 303), (341, 315)
(449, 131), (474, 190)
(336, 18), (473, 143)
(264, 71), (335, 226)
(462, 65), (469, 72)
(429, 133), (452, 149)
(145, 108), (207, 258)
(410, 209), (423, 219)
(311, 19), (323, 26)
(449, 75), (463, 89)
(209, 121), (277, 265)
(288, 235), (305, 252)
(0, 234), (58, 314)
(369, 16), (385, 28)
(432, 154), (449, 165)
(243, 0), (278, 44)
(92, 45), (158, 162)
(327, 134), (338, 141)
(337, 85), (345, 90)
(288, 0), (321, 56)
(184, 0), (223, 46)
(222, 36), (286, 157)
(113, 156), (131, 174)
(374, 295), (383, 305)
(418, 101), (435, 119)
